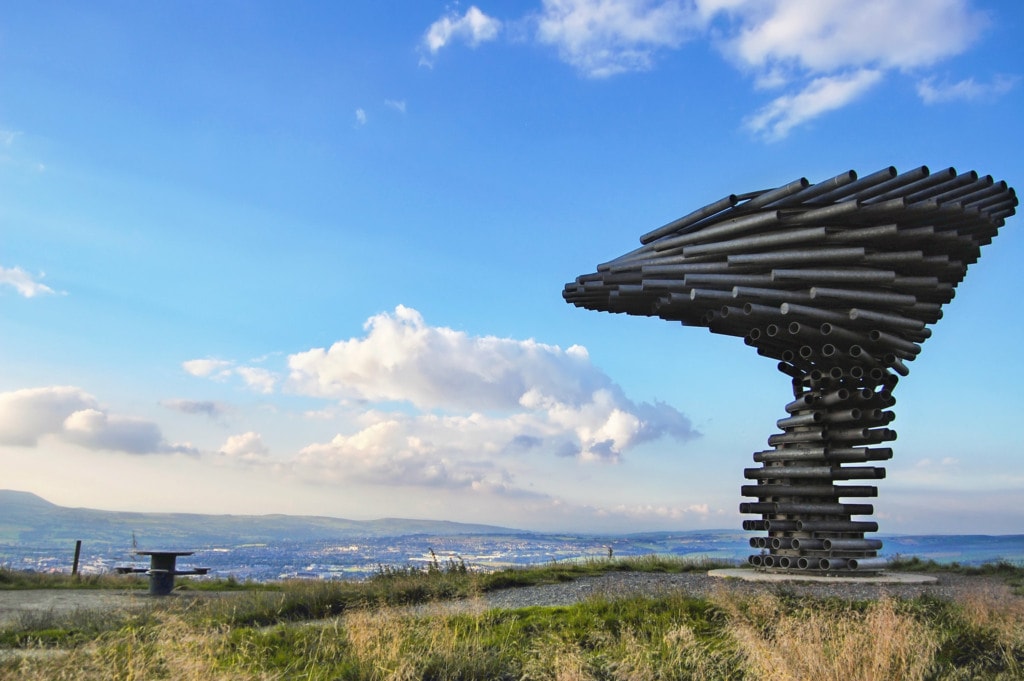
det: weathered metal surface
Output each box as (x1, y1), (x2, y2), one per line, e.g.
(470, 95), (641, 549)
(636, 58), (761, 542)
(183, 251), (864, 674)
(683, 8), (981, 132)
(563, 165), (1017, 574)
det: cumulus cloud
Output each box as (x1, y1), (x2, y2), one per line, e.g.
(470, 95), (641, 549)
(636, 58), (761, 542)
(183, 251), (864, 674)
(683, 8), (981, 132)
(354, 108), (367, 126)
(288, 305), (698, 465)
(917, 74), (1019, 104)
(289, 305), (598, 410)
(0, 386), (194, 455)
(298, 418), (492, 488)
(421, 5), (501, 64)
(536, 0), (699, 77)
(0, 266), (58, 298)
(62, 408), (193, 455)
(0, 386), (95, 446)
(189, 305), (693, 494)
(162, 399), (228, 420)
(219, 432), (270, 462)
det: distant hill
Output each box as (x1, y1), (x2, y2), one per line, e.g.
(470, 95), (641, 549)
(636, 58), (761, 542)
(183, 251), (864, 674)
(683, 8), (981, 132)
(0, 489), (521, 550)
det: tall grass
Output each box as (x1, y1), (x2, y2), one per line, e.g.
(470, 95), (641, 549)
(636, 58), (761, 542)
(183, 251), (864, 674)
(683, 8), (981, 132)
(3, 557), (1023, 680)
(0, 567), (147, 591)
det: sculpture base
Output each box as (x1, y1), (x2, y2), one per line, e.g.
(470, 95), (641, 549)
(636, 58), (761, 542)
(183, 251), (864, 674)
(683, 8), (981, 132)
(708, 568), (938, 584)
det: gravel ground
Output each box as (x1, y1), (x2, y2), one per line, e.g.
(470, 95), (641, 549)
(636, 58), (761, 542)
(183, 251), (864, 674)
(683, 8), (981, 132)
(412, 571), (1018, 616)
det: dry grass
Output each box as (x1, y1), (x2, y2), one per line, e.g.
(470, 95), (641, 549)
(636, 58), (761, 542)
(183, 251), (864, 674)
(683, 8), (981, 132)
(716, 592), (937, 681)
(3, 567), (1024, 680)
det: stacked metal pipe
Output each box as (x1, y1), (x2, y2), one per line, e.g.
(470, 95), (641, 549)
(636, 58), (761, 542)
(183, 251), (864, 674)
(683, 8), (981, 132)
(563, 165), (1016, 574)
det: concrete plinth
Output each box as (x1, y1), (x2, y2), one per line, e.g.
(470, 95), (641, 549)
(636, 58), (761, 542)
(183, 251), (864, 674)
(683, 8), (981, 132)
(708, 568), (938, 584)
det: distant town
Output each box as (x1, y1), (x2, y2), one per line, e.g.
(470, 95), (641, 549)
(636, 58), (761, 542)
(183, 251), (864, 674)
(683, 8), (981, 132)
(3, 531), (753, 581)
(7, 532), (1024, 583)
(2, 490), (1022, 581)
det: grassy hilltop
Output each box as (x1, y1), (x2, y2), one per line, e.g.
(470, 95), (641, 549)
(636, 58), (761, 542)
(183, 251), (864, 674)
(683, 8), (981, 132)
(2, 556), (1023, 680)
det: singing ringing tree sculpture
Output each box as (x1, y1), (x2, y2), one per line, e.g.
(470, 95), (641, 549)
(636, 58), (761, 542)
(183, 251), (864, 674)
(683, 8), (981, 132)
(563, 165), (1017, 574)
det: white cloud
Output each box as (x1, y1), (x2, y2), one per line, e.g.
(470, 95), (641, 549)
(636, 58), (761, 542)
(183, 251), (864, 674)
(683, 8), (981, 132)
(410, 0), (996, 135)
(235, 367), (277, 394)
(0, 266), (58, 298)
(536, 0), (698, 77)
(182, 358), (233, 378)
(219, 432), (270, 462)
(917, 74), (1019, 104)
(422, 6), (502, 58)
(354, 108), (367, 126)
(0, 129), (19, 146)
(182, 304), (700, 497)
(703, 0), (988, 75)
(0, 386), (193, 455)
(385, 99), (407, 113)
(289, 306), (601, 410)
(603, 502), (712, 520)
(0, 386), (96, 446)
(698, 0), (989, 137)
(287, 305), (698, 464)
(182, 358), (279, 393)
(62, 409), (194, 455)
(297, 418), (496, 489)
(743, 68), (883, 140)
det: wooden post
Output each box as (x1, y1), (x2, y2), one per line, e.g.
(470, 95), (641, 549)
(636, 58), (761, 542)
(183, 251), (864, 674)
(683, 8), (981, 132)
(72, 540), (82, 576)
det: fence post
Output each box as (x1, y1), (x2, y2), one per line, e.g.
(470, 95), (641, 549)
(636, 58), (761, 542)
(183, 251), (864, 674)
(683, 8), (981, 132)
(72, 540), (82, 576)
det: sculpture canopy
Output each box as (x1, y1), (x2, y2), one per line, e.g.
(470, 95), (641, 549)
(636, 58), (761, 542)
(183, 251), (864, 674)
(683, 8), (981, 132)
(563, 166), (1017, 376)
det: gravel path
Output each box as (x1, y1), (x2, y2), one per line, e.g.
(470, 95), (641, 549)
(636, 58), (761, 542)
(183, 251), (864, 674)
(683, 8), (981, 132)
(411, 571), (1017, 616)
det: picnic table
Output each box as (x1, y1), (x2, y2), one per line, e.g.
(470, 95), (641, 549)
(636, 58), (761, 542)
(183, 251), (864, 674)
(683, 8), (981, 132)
(115, 550), (210, 595)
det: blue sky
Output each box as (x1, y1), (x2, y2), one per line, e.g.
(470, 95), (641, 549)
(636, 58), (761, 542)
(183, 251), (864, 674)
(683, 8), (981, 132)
(2, 0), (1022, 533)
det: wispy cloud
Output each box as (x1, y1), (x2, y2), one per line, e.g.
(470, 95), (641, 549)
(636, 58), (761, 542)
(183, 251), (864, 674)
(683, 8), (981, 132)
(235, 367), (277, 394)
(702, 0), (989, 139)
(0, 386), (195, 455)
(705, 0), (988, 75)
(182, 358), (278, 394)
(354, 108), (367, 126)
(536, 0), (698, 78)
(385, 99), (407, 114)
(0, 266), (59, 298)
(917, 74), (1019, 104)
(162, 398), (228, 420)
(420, 5), (502, 65)
(182, 358), (233, 379)
(744, 68), (883, 141)
(419, 0), (998, 138)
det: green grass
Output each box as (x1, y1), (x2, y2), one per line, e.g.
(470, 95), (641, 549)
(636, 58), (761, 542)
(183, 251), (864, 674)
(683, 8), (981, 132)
(887, 556), (1024, 595)
(0, 567), (263, 592)
(3, 556), (1024, 680)
(5, 585), (1023, 680)
(0, 567), (147, 591)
